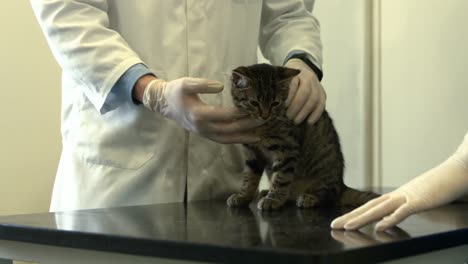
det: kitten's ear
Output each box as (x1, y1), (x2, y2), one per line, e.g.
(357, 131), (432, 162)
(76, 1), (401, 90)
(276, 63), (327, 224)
(277, 67), (301, 89)
(232, 67), (252, 90)
(279, 67), (301, 82)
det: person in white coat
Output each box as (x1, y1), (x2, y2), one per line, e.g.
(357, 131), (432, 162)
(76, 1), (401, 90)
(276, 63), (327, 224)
(30, 1), (326, 211)
(332, 132), (468, 231)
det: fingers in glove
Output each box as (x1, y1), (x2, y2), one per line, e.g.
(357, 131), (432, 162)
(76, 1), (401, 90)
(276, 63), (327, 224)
(306, 88), (326, 125)
(181, 78), (224, 94)
(191, 105), (250, 123)
(202, 116), (264, 135)
(293, 84), (327, 125)
(286, 79), (311, 120)
(343, 197), (405, 230)
(207, 132), (260, 144)
(375, 203), (414, 232)
(331, 195), (390, 229)
(292, 88), (319, 124)
(285, 77), (300, 107)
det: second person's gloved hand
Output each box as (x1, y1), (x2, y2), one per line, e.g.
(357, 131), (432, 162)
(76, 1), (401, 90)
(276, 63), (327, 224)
(142, 77), (262, 144)
(331, 153), (468, 231)
(284, 58), (326, 125)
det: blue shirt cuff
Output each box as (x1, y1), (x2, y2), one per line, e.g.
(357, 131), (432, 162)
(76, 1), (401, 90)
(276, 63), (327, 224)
(102, 63), (153, 113)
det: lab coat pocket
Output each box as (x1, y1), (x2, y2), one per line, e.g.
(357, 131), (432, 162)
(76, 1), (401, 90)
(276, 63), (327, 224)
(79, 103), (158, 170)
(76, 77), (164, 170)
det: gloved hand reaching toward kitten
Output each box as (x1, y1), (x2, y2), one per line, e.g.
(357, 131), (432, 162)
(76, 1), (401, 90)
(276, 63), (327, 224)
(331, 133), (468, 231)
(285, 58), (326, 125)
(141, 77), (262, 144)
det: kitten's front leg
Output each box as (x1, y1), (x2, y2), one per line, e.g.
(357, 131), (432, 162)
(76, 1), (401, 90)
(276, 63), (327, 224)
(227, 145), (265, 207)
(258, 142), (299, 210)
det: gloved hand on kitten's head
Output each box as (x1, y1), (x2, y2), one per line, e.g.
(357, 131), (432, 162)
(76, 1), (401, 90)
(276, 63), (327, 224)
(331, 135), (468, 231)
(142, 77), (262, 144)
(284, 58), (326, 125)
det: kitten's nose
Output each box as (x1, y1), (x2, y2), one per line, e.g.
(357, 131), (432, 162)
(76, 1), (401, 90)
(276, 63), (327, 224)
(260, 111), (270, 120)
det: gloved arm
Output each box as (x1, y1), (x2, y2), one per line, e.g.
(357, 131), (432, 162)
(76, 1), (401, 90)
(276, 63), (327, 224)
(331, 132), (468, 231)
(284, 58), (326, 125)
(135, 76), (262, 144)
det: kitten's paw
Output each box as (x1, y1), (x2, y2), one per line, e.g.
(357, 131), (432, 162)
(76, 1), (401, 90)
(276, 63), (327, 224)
(257, 195), (286, 210)
(227, 193), (252, 207)
(296, 194), (320, 208)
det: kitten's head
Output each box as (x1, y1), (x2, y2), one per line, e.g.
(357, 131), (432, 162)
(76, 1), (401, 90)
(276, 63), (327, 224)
(231, 63), (300, 121)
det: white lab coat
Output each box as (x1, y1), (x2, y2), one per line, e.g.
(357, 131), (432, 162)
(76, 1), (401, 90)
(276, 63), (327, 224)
(30, 0), (322, 211)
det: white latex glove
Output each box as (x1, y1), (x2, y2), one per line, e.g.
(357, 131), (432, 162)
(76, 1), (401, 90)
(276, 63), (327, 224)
(331, 134), (468, 231)
(284, 58), (326, 125)
(142, 77), (262, 144)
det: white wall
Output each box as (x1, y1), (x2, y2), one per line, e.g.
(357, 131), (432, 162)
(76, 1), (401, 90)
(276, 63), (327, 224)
(379, 0), (468, 186)
(316, 0), (468, 188)
(0, 1), (61, 215)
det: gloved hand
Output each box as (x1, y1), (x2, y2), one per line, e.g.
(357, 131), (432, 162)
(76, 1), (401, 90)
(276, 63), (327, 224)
(284, 58), (326, 125)
(142, 77), (262, 144)
(331, 152), (468, 232)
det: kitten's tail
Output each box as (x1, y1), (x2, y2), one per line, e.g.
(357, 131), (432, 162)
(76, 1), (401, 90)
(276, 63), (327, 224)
(338, 186), (380, 207)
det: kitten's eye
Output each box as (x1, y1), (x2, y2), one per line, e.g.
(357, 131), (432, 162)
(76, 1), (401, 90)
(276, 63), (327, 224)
(271, 101), (281, 107)
(234, 78), (250, 89)
(235, 80), (245, 87)
(250, 101), (259, 107)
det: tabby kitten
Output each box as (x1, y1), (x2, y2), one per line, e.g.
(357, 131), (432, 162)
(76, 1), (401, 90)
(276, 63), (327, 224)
(227, 63), (378, 210)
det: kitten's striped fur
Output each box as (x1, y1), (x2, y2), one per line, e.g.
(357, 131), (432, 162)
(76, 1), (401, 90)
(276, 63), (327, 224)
(227, 64), (378, 210)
